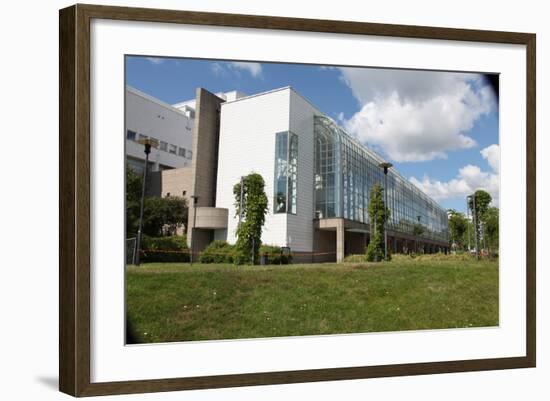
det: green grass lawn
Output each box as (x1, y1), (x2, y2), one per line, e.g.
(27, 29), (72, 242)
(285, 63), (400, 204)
(126, 255), (499, 343)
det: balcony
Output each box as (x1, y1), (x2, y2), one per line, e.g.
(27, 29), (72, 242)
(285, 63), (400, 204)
(193, 207), (228, 229)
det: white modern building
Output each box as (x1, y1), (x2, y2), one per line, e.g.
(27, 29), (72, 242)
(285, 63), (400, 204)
(214, 88), (316, 252)
(126, 86), (248, 174)
(125, 86), (194, 173)
(127, 86), (450, 262)
(172, 89), (247, 111)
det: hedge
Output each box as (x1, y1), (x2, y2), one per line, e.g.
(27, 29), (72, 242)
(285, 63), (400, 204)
(140, 235), (189, 263)
(259, 244), (292, 265)
(199, 240), (235, 264)
(138, 238), (292, 265)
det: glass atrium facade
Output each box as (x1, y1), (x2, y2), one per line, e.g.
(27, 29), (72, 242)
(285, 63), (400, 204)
(314, 116), (448, 243)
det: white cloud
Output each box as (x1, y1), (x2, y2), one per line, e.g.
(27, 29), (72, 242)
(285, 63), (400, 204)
(210, 62), (224, 76)
(409, 144), (500, 206)
(336, 68), (496, 162)
(209, 61), (263, 79)
(145, 57), (164, 65)
(228, 62), (263, 78)
(481, 143), (500, 172)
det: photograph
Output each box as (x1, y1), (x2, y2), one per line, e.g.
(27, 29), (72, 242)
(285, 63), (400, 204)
(124, 56), (500, 344)
(55, 3), (536, 396)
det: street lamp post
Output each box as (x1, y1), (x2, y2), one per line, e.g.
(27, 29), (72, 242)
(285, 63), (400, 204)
(190, 195), (199, 265)
(472, 193), (480, 260)
(378, 162), (393, 261)
(468, 193), (480, 260)
(416, 215), (421, 254)
(237, 176), (252, 263)
(135, 138), (156, 266)
(482, 221), (486, 254)
(466, 195), (472, 252)
(239, 176), (244, 225)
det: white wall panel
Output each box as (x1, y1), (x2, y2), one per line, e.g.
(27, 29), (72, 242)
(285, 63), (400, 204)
(287, 90), (320, 252)
(215, 89), (292, 246)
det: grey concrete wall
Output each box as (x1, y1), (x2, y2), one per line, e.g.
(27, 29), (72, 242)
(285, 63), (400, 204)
(187, 88), (225, 251)
(190, 88), (224, 207)
(191, 229), (214, 260)
(194, 207), (228, 229)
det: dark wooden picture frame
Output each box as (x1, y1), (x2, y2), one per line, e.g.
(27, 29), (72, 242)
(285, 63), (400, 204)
(59, 3), (536, 397)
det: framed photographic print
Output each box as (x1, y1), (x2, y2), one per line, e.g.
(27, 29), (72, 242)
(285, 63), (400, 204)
(59, 4), (536, 397)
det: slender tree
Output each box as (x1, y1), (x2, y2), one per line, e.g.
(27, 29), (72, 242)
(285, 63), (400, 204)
(468, 189), (492, 257)
(483, 207), (499, 254)
(413, 222), (425, 253)
(448, 209), (468, 251)
(233, 173), (268, 265)
(366, 184), (390, 262)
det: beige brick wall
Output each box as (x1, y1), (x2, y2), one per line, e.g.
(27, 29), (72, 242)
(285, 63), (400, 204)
(159, 167), (193, 198)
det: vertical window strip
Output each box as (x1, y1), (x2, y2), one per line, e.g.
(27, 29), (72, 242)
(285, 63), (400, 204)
(274, 131), (298, 214)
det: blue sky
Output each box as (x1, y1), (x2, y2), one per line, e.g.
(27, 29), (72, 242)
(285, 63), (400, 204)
(126, 56), (499, 213)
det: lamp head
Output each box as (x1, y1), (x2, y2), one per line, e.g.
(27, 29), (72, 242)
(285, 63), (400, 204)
(137, 138), (159, 155)
(378, 162), (393, 174)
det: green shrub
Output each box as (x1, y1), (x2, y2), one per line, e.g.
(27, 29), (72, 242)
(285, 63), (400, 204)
(140, 235), (189, 263)
(233, 248), (251, 266)
(258, 244), (292, 265)
(199, 241), (235, 264)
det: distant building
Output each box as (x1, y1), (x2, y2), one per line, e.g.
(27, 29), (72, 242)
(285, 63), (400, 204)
(125, 86), (195, 173)
(126, 86), (449, 262)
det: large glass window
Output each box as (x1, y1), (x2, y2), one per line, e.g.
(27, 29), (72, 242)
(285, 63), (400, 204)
(313, 115), (449, 243)
(274, 131), (298, 214)
(314, 118), (339, 218)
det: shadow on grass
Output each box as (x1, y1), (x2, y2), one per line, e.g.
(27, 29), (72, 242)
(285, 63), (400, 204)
(126, 317), (141, 344)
